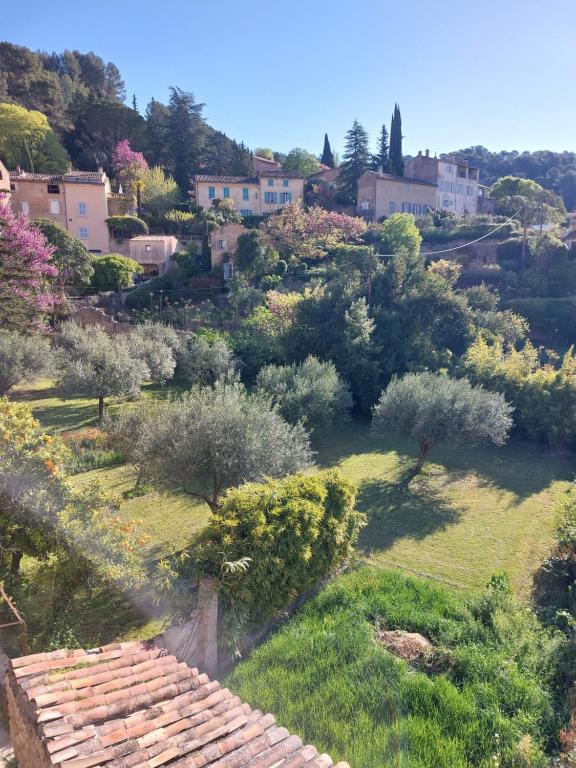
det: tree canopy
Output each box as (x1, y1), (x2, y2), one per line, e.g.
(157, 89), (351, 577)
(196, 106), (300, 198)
(32, 218), (93, 288)
(339, 120), (371, 204)
(107, 381), (313, 512)
(91, 253), (143, 291)
(0, 196), (56, 330)
(373, 372), (513, 471)
(55, 322), (149, 420)
(282, 147), (320, 176)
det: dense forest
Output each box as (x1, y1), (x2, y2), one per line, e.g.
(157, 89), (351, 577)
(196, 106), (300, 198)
(448, 145), (576, 210)
(0, 42), (252, 192)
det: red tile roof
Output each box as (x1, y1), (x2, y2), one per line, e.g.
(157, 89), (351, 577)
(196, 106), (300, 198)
(9, 170), (107, 184)
(8, 641), (350, 768)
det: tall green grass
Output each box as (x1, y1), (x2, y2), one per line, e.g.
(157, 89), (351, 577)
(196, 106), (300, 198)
(226, 568), (564, 768)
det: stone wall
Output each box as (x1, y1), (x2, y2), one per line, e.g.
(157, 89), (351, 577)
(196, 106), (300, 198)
(7, 676), (51, 768)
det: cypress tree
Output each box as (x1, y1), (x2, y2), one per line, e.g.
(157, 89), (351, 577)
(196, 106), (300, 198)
(321, 133), (335, 168)
(389, 103), (404, 177)
(372, 124), (391, 172)
(339, 120), (370, 205)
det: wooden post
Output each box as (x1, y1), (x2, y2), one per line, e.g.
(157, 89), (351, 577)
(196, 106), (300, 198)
(197, 577), (218, 673)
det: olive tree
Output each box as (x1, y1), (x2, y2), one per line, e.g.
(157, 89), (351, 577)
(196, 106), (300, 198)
(130, 322), (181, 385)
(256, 355), (352, 430)
(177, 335), (237, 387)
(55, 322), (149, 420)
(107, 381), (313, 511)
(372, 372), (513, 472)
(0, 331), (52, 395)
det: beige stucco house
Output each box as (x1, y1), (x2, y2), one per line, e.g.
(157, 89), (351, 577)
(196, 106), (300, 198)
(9, 168), (111, 253)
(405, 151), (481, 216)
(0, 159), (10, 197)
(357, 169), (437, 221)
(194, 171), (304, 217)
(127, 235), (183, 276)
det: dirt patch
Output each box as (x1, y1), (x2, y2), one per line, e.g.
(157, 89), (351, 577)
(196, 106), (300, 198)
(376, 630), (434, 661)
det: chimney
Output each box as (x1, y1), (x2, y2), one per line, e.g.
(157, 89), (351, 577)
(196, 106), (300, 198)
(425, 149), (430, 158)
(418, 150), (422, 156)
(97, 165), (104, 175)
(15, 165), (21, 175)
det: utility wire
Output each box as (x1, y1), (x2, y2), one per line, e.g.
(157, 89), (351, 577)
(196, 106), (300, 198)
(420, 210), (522, 255)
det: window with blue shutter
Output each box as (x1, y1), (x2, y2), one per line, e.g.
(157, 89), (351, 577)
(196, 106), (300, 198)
(268, 178), (274, 187)
(223, 187), (230, 198)
(283, 179), (289, 187)
(242, 187), (249, 200)
(208, 186), (216, 199)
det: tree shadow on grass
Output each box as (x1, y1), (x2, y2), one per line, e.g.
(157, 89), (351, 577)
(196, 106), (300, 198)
(358, 464), (464, 556)
(315, 420), (574, 502)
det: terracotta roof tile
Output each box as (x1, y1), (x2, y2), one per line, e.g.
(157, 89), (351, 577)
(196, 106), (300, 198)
(7, 643), (349, 768)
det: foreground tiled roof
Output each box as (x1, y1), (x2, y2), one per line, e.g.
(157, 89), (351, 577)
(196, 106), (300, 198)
(9, 170), (106, 184)
(8, 641), (349, 768)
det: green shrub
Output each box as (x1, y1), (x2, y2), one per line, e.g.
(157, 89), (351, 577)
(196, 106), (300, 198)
(91, 254), (143, 291)
(106, 215), (149, 235)
(164, 471), (365, 624)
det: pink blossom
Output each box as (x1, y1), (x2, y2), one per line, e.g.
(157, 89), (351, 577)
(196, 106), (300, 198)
(111, 139), (148, 187)
(0, 194), (57, 321)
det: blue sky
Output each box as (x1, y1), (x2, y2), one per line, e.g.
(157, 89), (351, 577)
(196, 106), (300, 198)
(4, 0), (576, 157)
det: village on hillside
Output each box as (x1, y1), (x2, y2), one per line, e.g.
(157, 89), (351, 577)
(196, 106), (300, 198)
(1, 27), (576, 768)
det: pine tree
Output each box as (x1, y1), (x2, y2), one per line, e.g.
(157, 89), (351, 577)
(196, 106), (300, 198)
(167, 87), (206, 192)
(132, 93), (138, 113)
(372, 124), (391, 172)
(145, 98), (170, 168)
(321, 133), (335, 168)
(389, 104), (404, 177)
(339, 120), (370, 205)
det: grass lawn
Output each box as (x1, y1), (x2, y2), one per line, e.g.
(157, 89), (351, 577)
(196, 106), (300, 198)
(314, 422), (573, 597)
(226, 567), (564, 768)
(5, 380), (574, 648)
(70, 465), (210, 565)
(10, 381), (574, 601)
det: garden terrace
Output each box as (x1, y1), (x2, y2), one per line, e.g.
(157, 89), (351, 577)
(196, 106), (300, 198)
(7, 640), (350, 768)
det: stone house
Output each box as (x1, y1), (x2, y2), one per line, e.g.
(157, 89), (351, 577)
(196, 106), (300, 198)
(357, 169), (437, 221)
(193, 171), (305, 217)
(404, 151), (481, 216)
(9, 168), (112, 253)
(210, 222), (248, 278)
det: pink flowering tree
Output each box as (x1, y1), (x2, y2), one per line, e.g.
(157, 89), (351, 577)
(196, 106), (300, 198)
(111, 139), (148, 192)
(265, 201), (367, 260)
(0, 194), (57, 330)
